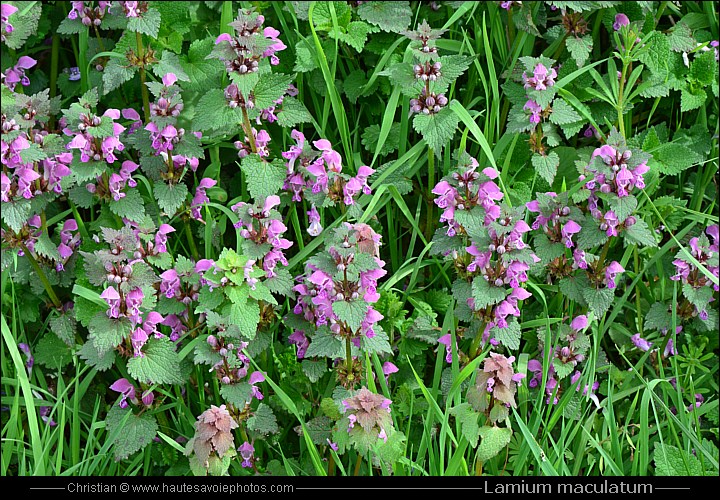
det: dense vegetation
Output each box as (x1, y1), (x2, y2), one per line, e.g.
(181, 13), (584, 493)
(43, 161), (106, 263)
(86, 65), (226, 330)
(1, 1), (718, 477)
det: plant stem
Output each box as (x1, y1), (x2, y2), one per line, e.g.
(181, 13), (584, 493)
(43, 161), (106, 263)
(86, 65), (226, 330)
(93, 24), (106, 53)
(345, 337), (353, 373)
(617, 58), (630, 138)
(328, 452), (336, 476)
(634, 246), (642, 332)
(353, 453), (363, 476)
(425, 147), (435, 243)
(468, 320), (487, 360)
(20, 243), (62, 309)
(185, 222), (200, 261)
(136, 31), (151, 122)
(241, 106), (257, 153)
(49, 34), (60, 101)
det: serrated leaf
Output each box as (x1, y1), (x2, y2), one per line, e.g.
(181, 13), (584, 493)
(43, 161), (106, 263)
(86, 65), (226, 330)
(689, 50), (717, 86)
(78, 340), (116, 371)
(19, 143), (46, 163)
(477, 426), (513, 462)
(229, 300), (260, 339)
(338, 21), (372, 52)
(276, 96), (313, 128)
(582, 287), (615, 317)
(240, 155), (286, 201)
(565, 35), (593, 67)
(653, 143), (702, 175)
(450, 403), (481, 448)
(126, 8), (161, 38)
(472, 276), (507, 309)
(127, 337), (184, 384)
(332, 299), (368, 333)
(305, 330), (344, 359)
(531, 151), (560, 185)
(608, 195), (637, 222)
(192, 88), (243, 132)
(356, 1), (411, 33)
(645, 302), (671, 333)
(491, 320), (521, 350)
(680, 86), (707, 112)
(152, 50), (189, 82)
(654, 442), (703, 475)
(103, 59), (136, 94)
(109, 189), (146, 222)
(638, 31), (671, 75)
(361, 328), (393, 355)
(413, 106), (459, 153)
(154, 182), (188, 216)
(179, 38), (224, 92)
(624, 219), (657, 247)
(253, 73), (293, 110)
(1, 198), (33, 232)
(550, 98), (582, 125)
(34, 233), (61, 262)
(106, 405), (158, 461)
(301, 359), (327, 382)
(34, 333), (73, 370)
(50, 313), (77, 347)
(220, 382), (253, 407)
(88, 313), (132, 355)
(247, 403), (279, 436)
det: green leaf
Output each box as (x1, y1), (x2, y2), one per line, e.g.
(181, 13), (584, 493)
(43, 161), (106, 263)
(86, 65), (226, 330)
(50, 313), (77, 347)
(638, 31), (671, 75)
(337, 21), (373, 52)
(680, 86), (707, 112)
(531, 152), (560, 185)
(19, 143), (46, 163)
(293, 39), (317, 73)
(472, 276), (507, 309)
(276, 96), (313, 128)
(305, 330), (344, 359)
(127, 337), (184, 384)
(582, 287), (615, 318)
(179, 38), (224, 92)
(301, 359), (327, 383)
(106, 405), (158, 461)
(565, 35), (593, 67)
(229, 300), (260, 339)
(78, 340), (116, 371)
(624, 219), (657, 247)
(361, 328), (393, 355)
(332, 300), (369, 332)
(449, 403), (481, 448)
(34, 233), (61, 262)
(491, 320), (522, 350)
(152, 50), (190, 82)
(34, 333), (73, 370)
(682, 283), (713, 313)
(356, 1), (411, 33)
(192, 88), (243, 132)
(645, 302), (671, 333)
(552, 358), (575, 380)
(361, 123), (400, 156)
(240, 155), (287, 202)
(3, 0), (41, 49)
(154, 182), (188, 216)
(103, 59), (136, 95)
(689, 50), (717, 86)
(220, 382), (253, 407)
(413, 106), (459, 153)
(247, 403), (279, 436)
(88, 313), (132, 355)
(477, 426), (513, 462)
(654, 442), (703, 476)
(549, 98), (582, 125)
(1, 199), (33, 232)
(608, 195), (637, 222)
(109, 189), (146, 222)
(127, 8), (161, 38)
(653, 143), (702, 175)
(253, 73), (293, 110)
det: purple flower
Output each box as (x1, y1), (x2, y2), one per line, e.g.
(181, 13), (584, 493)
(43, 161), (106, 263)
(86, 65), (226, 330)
(523, 63), (557, 91)
(110, 378), (137, 408)
(100, 286), (121, 318)
(190, 178), (216, 221)
(3, 56), (36, 90)
(289, 330), (309, 359)
(307, 204), (322, 237)
(1, 3), (18, 42)
(131, 328), (148, 357)
(249, 371), (265, 401)
(382, 361), (399, 384)
(604, 261), (624, 289)
(631, 333), (652, 352)
(238, 441), (255, 468)
(613, 13), (630, 31)
(571, 315), (588, 331)
(561, 220), (582, 248)
(438, 333), (453, 363)
(524, 99), (543, 124)
(18, 343), (33, 374)
(154, 224), (175, 254)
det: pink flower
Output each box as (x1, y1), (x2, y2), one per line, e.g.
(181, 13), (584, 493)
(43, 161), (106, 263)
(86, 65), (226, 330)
(613, 13), (630, 31)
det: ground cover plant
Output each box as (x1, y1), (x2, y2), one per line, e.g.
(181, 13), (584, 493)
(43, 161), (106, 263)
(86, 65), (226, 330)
(1, 0), (718, 478)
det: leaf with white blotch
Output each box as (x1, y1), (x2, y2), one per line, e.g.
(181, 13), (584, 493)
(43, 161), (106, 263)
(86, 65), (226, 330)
(127, 337), (184, 384)
(105, 405), (158, 461)
(477, 426), (512, 462)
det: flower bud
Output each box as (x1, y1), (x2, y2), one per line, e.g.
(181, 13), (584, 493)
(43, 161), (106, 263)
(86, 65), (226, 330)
(496, 245), (506, 254)
(625, 216), (636, 227)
